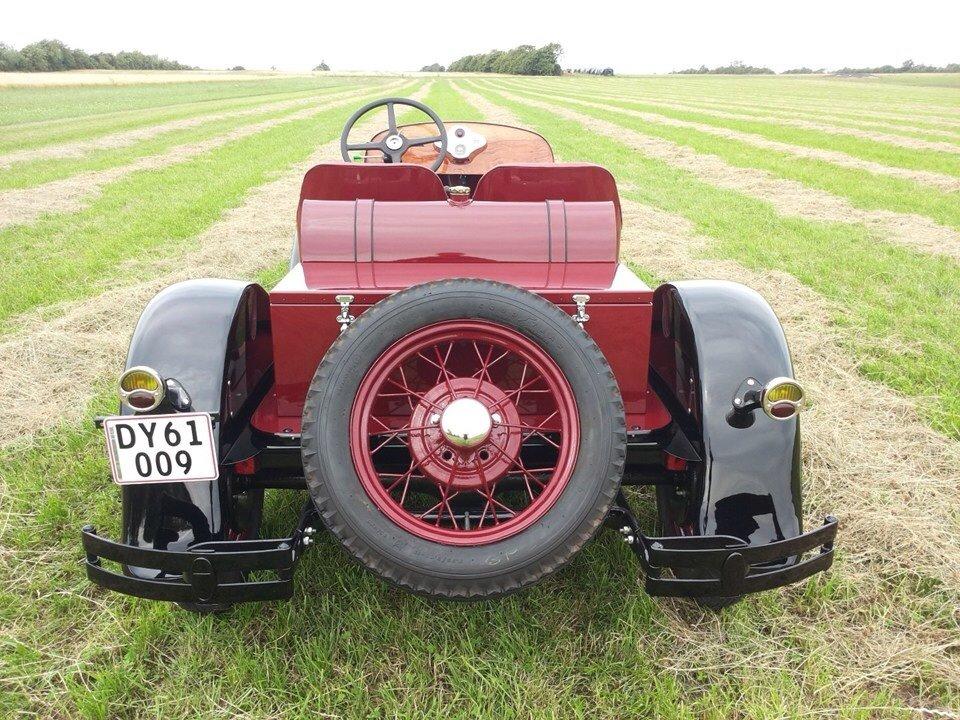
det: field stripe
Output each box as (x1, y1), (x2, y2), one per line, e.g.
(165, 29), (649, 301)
(454, 81), (960, 692)
(550, 78), (960, 131)
(471, 80), (960, 233)
(592, 90), (960, 140)
(497, 80), (960, 153)
(0, 83), (431, 448)
(462, 81), (960, 438)
(463, 81), (960, 263)
(0, 83), (365, 169)
(0, 81), (428, 325)
(0, 81), (406, 231)
(483, 81), (960, 192)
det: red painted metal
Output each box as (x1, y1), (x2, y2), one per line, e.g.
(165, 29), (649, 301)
(256, 152), (667, 438)
(474, 164), (622, 235)
(297, 198), (618, 288)
(349, 320), (579, 545)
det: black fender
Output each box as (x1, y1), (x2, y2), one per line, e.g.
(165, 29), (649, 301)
(650, 280), (802, 547)
(119, 280), (273, 573)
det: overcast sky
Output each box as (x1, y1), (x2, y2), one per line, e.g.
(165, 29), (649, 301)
(5, 0), (959, 74)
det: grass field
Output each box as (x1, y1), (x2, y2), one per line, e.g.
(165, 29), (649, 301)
(1, 72), (959, 719)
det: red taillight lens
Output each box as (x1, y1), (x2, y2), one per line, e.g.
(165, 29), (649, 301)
(769, 401), (797, 419)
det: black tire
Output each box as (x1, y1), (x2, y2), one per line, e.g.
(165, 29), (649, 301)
(301, 279), (626, 599)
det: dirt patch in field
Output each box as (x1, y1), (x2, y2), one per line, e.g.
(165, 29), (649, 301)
(473, 83), (960, 263)
(0, 82), (405, 230)
(460, 82), (960, 703)
(0, 83), (430, 446)
(498, 84), (960, 194)
(0, 82), (394, 170)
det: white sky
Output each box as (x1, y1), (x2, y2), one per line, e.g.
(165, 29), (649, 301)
(4, 0), (959, 74)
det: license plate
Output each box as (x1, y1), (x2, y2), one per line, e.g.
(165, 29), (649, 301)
(102, 412), (219, 485)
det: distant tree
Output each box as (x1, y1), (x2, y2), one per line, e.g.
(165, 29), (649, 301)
(420, 63), (445, 72)
(447, 43), (562, 75)
(571, 67), (614, 76)
(833, 59), (958, 74)
(313, 61), (330, 71)
(0, 39), (194, 72)
(230, 65), (245, 71)
(673, 61), (774, 75)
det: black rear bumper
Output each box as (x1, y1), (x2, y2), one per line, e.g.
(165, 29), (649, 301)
(608, 493), (838, 598)
(81, 522), (313, 606)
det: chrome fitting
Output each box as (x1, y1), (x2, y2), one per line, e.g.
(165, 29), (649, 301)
(571, 294), (590, 327)
(335, 294), (355, 331)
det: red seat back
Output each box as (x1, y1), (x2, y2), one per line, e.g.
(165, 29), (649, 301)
(474, 164), (621, 235)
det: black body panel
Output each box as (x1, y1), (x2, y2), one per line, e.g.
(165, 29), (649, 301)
(119, 280), (273, 575)
(651, 280), (803, 546)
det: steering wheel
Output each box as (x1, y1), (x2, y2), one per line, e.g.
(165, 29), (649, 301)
(340, 97), (448, 172)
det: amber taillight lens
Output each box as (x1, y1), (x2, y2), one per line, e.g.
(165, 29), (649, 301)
(761, 378), (805, 421)
(119, 366), (164, 412)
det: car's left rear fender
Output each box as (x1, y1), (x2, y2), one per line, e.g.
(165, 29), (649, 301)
(119, 280), (273, 573)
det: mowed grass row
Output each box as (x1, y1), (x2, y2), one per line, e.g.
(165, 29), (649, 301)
(0, 80), (944, 720)
(472, 80), (960, 439)
(477, 79), (960, 232)
(0, 77), (358, 154)
(0, 75), (347, 126)
(493, 78), (960, 179)
(0, 79), (415, 330)
(572, 73), (960, 117)
(0, 83), (379, 190)
(509, 76), (960, 145)
(554, 75), (960, 131)
(568, 85), (960, 143)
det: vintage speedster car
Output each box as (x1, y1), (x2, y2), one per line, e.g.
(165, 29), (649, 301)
(82, 98), (837, 612)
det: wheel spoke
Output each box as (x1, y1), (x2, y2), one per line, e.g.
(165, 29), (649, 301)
(473, 343), (495, 397)
(351, 319), (577, 544)
(384, 376), (443, 412)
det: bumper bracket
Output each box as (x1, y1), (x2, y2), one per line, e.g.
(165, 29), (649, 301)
(608, 492), (838, 598)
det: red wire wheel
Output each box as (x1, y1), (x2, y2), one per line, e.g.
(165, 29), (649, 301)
(302, 279), (625, 599)
(350, 320), (580, 545)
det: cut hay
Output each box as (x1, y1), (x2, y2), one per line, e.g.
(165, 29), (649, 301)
(0, 82), (391, 169)
(492, 83), (960, 194)
(0, 83), (432, 448)
(0, 82), (406, 230)
(472, 82), (960, 263)
(457, 81), (960, 705)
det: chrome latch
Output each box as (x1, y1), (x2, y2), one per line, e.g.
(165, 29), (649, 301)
(335, 294), (355, 331)
(571, 294), (590, 327)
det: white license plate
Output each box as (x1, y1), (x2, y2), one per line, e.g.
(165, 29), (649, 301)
(102, 412), (219, 485)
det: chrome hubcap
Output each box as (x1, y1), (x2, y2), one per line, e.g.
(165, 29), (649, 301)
(439, 398), (492, 448)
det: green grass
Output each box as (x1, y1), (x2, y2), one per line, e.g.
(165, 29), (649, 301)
(0, 76), (351, 126)
(494, 77), (960, 144)
(471, 81), (960, 439)
(0, 79), (370, 155)
(0, 85), (362, 191)
(0, 80), (415, 329)
(493, 79), (960, 178)
(478, 79), (960, 233)
(1, 73), (959, 719)
(0, 409), (931, 719)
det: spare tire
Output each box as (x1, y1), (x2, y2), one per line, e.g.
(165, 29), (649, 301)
(302, 279), (625, 598)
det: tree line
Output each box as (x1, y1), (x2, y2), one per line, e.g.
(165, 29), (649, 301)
(0, 39), (194, 72)
(674, 61), (774, 75)
(440, 44), (564, 75)
(568, 68), (614, 76)
(675, 59), (960, 75)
